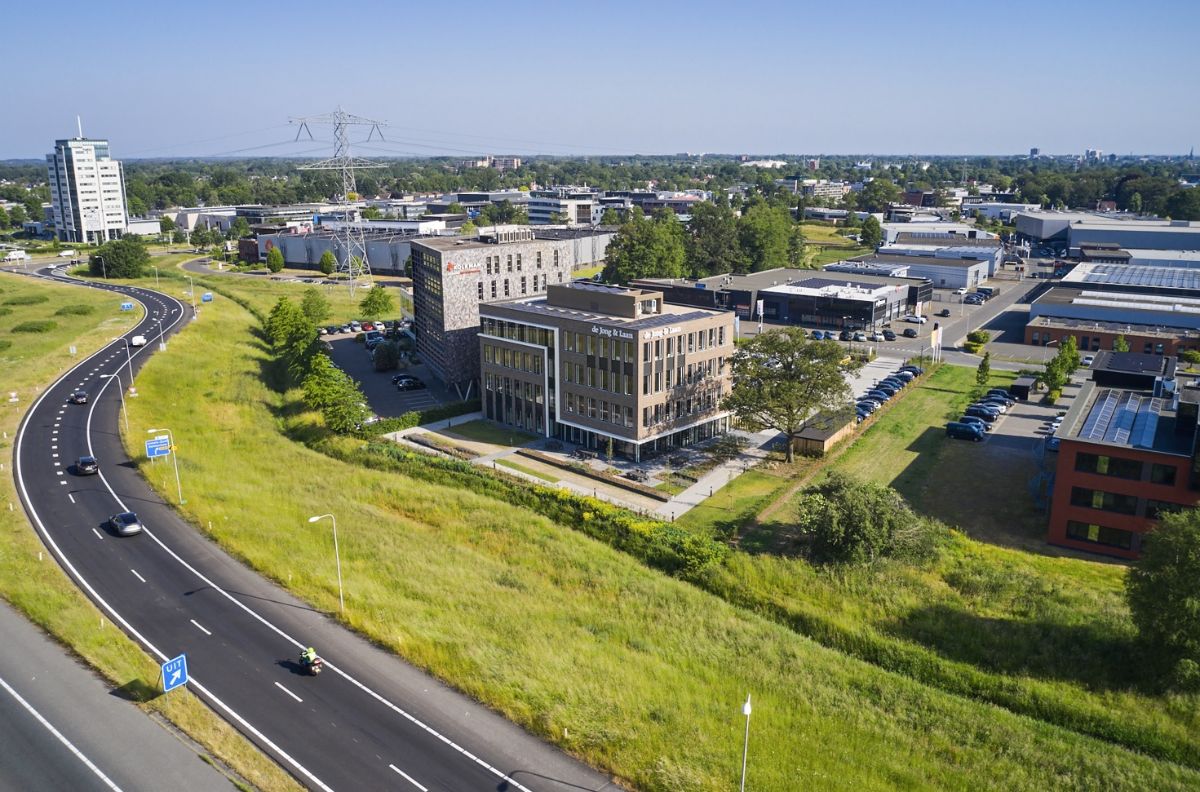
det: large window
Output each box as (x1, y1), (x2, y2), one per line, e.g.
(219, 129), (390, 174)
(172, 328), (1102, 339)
(1075, 452), (1143, 480)
(1070, 487), (1138, 515)
(1146, 499), (1182, 520)
(1150, 463), (1178, 486)
(1066, 520), (1134, 550)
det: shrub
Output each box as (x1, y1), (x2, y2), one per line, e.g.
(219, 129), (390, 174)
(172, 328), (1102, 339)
(0, 307), (10, 317)
(1127, 509), (1200, 688)
(358, 400), (480, 437)
(3, 293), (48, 306)
(0, 339), (11, 353)
(966, 329), (991, 345)
(371, 341), (400, 371)
(54, 304), (96, 316)
(12, 320), (57, 333)
(1180, 350), (1200, 367)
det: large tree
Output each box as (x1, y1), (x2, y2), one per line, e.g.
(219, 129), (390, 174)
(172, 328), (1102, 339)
(857, 180), (902, 213)
(737, 203), (793, 272)
(859, 215), (883, 249)
(1126, 508), (1200, 689)
(601, 209), (686, 283)
(300, 287), (331, 324)
(793, 472), (931, 563)
(227, 216), (251, 239)
(684, 201), (743, 277)
(159, 215), (176, 235)
(89, 237), (149, 279)
(318, 249), (337, 276)
(723, 327), (860, 463)
(265, 247), (285, 273)
(358, 284), (395, 319)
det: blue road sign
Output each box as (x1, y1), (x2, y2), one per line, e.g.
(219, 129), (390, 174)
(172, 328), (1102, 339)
(120, 302), (134, 311)
(201, 292), (213, 303)
(162, 654), (188, 692)
(145, 435), (171, 459)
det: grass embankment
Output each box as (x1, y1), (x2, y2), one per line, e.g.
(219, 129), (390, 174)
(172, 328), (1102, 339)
(0, 272), (299, 792)
(494, 457), (560, 482)
(800, 222), (869, 266)
(118, 275), (1200, 788)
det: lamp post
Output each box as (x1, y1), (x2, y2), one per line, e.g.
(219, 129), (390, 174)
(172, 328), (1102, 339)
(100, 373), (128, 432)
(146, 428), (184, 505)
(112, 337), (133, 392)
(186, 275), (197, 317)
(740, 694), (752, 792)
(152, 265), (159, 289)
(307, 514), (344, 612)
(98, 255), (106, 280)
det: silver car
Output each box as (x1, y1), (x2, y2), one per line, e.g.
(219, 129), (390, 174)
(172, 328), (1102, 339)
(107, 512), (144, 537)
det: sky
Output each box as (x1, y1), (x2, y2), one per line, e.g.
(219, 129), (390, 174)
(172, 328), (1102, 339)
(2, 0), (1198, 160)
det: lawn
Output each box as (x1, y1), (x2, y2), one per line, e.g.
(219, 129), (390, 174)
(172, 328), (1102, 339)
(0, 272), (298, 792)
(675, 466), (799, 540)
(495, 457), (559, 482)
(443, 418), (535, 446)
(118, 277), (1200, 790)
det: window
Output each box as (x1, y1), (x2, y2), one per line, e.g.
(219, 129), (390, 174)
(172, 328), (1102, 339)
(504, 280), (510, 297)
(506, 254), (513, 272)
(1070, 487), (1138, 515)
(565, 333), (575, 352)
(536, 251), (542, 268)
(666, 337), (674, 356)
(477, 282), (484, 300)
(1150, 463), (1178, 486)
(1146, 499), (1180, 520)
(553, 250), (559, 267)
(1066, 521), (1134, 550)
(516, 254), (522, 271)
(520, 276), (527, 294)
(484, 345), (493, 363)
(491, 281), (497, 299)
(1075, 453), (1142, 480)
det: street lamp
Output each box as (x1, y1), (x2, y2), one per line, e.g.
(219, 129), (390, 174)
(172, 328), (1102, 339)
(100, 373), (128, 432)
(152, 265), (159, 289)
(97, 255), (106, 280)
(112, 337), (133, 392)
(186, 275), (198, 317)
(740, 694), (752, 792)
(146, 427), (184, 505)
(307, 514), (344, 612)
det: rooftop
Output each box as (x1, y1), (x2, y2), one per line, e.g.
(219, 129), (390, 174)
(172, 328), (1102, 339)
(1026, 315), (1200, 341)
(1060, 381), (1194, 456)
(1062, 262), (1200, 290)
(852, 253), (991, 269)
(482, 289), (722, 330)
(637, 266), (921, 293)
(761, 276), (895, 300)
(892, 232), (1001, 248)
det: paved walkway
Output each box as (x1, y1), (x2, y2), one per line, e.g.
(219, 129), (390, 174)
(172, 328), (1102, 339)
(652, 430), (778, 519)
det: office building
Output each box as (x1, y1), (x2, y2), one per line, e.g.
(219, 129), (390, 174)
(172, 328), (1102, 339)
(528, 187), (599, 225)
(47, 135), (129, 244)
(1047, 353), (1200, 559)
(843, 252), (989, 290)
(479, 282), (734, 458)
(410, 226), (614, 394)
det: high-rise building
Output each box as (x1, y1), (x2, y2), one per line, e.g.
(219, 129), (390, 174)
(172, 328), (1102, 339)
(47, 133), (129, 244)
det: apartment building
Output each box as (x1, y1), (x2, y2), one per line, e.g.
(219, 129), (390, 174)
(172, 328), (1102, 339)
(46, 136), (129, 244)
(479, 282), (734, 458)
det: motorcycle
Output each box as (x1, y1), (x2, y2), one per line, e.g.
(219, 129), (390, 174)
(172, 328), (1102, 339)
(300, 653), (324, 676)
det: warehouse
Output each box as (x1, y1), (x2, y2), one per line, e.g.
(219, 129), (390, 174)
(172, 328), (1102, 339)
(845, 252), (989, 289)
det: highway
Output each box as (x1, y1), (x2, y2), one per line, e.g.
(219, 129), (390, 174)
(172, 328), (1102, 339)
(12, 265), (614, 791)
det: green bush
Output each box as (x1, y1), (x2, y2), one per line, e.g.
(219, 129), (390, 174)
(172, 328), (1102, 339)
(54, 304), (96, 316)
(962, 341), (982, 354)
(0, 307), (11, 317)
(12, 320), (57, 333)
(966, 330), (991, 345)
(1180, 350), (1200, 366)
(0, 339), (11, 353)
(3, 293), (49, 306)
(359, 400), (480, 437)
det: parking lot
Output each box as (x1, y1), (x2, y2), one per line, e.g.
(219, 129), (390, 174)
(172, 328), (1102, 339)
(325, 333), (456, 417)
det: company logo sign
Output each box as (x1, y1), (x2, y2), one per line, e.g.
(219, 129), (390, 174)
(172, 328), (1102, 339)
(641, 325), (682, 340)
(591, 324), (634, 340)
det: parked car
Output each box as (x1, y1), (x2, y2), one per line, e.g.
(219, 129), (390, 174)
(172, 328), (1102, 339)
(936, 308), (951, 317)
(396, 377), (426, 391)
(392, 373), (419, 384)
(869, 332), (884, 342)
(68, 390), (88, 404)
(890, 371), (914, 382)
(107, 511), (143, 536)
(75, 455), (99, 475)
(317, 327), (328, 336)
(361, 322), (375, 331)
(964, 406), (999, 422)
(856, 400), (879, 414)
(986, 387), (1011, 399)
(340, 324), (352, 333)
(953, 287), (968, 295)
(864, 389), (893, 402)
(946, 421), (985, 441)
(964, 295), (984, 305)
(878, 378), (906, 390)
(958, 415), (993, 432)
(1082, 355), (1096, 366)
(811, 329), (824, 340)
(882, 329), (897, 341)
(902, 328), (919, 338)
(900, 365), (924, 375)
(838, 330), (853, 341)
(903, 315), (927, 324)
(978, 399), (1009, 413)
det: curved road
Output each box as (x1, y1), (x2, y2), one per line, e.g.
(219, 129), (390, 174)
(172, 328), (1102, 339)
(13, 265), (613, 791)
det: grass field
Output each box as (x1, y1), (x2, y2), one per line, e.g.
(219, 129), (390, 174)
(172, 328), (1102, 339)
(114, 273), (1200, 788)
(495, 457), (559, 482)
(443, 419), (535, 446)
(0, 271), (298, 792)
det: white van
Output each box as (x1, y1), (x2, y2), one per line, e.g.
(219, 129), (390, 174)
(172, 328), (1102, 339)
(131, 335), (147, 347)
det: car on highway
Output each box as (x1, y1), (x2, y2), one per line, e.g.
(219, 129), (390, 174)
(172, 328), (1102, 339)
(107, 512), (143, 537)
(75, 455), (99, 475)
(68, 390), (88, 404)
(130, 335), (147, 346)
(882, 329), (897, 341)
(902, 328), (919, 338)
(903, 315), (927, 324)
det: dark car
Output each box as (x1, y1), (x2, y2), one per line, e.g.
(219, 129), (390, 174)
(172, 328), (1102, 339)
(856, 400), (879, 414)
(107, 512), (144, 537)
(811, 329), (824, 340)
(890, 370), (914, 382)
(396, 378), (426, 392)
(838, 330), (853, 341)
(391, 373), (417, 385)
(879, 377), (906, 388)
(946, 421), (985, 441)
(68, 390), (88, 404)
(958, 415), (993, 432)
(864, 390), (892, 402)
(964, 406), (998, 422)
(936, 308), (951, 317)
(325, 325), (340, 335)
(882, 330), (897, 341)
(75, 455), (98, 475)
(902, 328), (919, 338)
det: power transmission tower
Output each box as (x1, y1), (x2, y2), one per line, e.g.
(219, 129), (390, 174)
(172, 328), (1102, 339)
(291, 107), (387, 294)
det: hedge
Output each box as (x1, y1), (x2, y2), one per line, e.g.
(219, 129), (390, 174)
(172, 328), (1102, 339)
(358, 399), (480, 437)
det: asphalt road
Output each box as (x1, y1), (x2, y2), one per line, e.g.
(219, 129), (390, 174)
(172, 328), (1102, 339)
(12, 265), (615, 791)
(0, 600), (234, 792)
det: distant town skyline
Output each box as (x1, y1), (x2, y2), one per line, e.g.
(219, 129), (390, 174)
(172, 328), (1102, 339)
(3, 0), (1198, 160)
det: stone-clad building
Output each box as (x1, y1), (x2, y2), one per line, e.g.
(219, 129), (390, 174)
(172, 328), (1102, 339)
(410, 225), (612, 396)
(479, 282), (734, 458)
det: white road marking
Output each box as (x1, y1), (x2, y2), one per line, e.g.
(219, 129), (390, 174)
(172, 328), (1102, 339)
(92, 528), (102, 539)
(53, 462), (60, 467)
(0, 673), (123, 791)
(190, 619), (211, 636)
(68, 493), (75, 503)
(274, 682), (303, 703)
(130, 569), (146, 583)
(52, 453), (58, 458)
(51, 445), (57, 450)
(389, 765), (429, 791)
(56, 471), (63, 476)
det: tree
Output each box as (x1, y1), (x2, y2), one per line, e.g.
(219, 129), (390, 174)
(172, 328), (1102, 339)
(737, 203), (792, 272)
(793, 472), (932, 564)
(0, 206), (9, 230)
(172, 230), (187, 244)
(446, 202), (465, 214)
(266, 247), (285, 273)
(159, 215), (176, 235)
(1114, 334), (1130, 352)
(787, 224), (807, 267)
(1042, 336), (1080, 392)
(1128, 192), (1143, 214)
(976, 351), (991, 386)
(548, 211), (564, 224)
(459, 220), (477, 236)
(1126, 508), (1200, 690)
(684, 201), (743, 277)
(371, 341), (400, 371)
(600, 207), (622, 226)
(859, 215), (883, 249)
(723, 328), (860, 463)
(89, 237), (149, 278)
(9, 205), (27, 227)
(318, 250), (336, 276)
(601, 210), (686, 283)
(190, 226), (214, 249)
(302, 353), (371, 433)
(266, 297), (319, 382)
(227, 217), (251, 240)
(358, 285), (395, 319)
(857, 180), (901, 213)
(300, 287), (331, 324)
(361, 206), (382, 220)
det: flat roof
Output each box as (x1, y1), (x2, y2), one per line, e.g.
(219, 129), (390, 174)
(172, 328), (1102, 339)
(852, 253), (990, 269)
(1060, 381), (1193, 456)
(1125, 249), (1200, 263)
(1026, 315), (1200, 340)
(1062, 262), (1200, 290)
(482, 292), (722, 330)
(639, 266), (921, 292)
(892, 232), (1000, 248)
(1034, 285), (1200, 314)
(761, 276), (894, 300)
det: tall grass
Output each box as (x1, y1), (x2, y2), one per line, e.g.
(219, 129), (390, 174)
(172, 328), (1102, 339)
(118, 270), (1200, 789)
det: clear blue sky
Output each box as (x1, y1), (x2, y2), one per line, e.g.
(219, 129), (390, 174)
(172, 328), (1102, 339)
(3, 0), (1198, 159)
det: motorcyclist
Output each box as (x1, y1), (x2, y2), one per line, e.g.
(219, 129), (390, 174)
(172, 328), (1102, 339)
(300, 646), (318, 666)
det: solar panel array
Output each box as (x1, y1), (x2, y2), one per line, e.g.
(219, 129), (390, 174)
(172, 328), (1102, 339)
(1077, 389), (1163, 448)
(1080, 264), (1200, 290)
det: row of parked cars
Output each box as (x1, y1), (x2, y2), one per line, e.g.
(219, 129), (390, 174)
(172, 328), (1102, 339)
(855, 364), (925, 422)
(318, 319), (410, 337)
(812, 328), (917, 343)
(945, 387), (1016, 441)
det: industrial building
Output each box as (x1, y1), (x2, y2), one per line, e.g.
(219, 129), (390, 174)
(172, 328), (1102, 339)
(1047, 353), (1200, 559)
(1015, 210), (1200, 252)
(411, 226), (615, 395)
(479, 282), (734, 459)
(841, 251), (990, 290)
(881, 222), (996, 244)
(882, 232), (1005, 276)
(47, 134), (129, 244)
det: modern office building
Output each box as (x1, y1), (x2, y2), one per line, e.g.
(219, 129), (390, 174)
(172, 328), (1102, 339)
(479, 282), (734, 458)
(46, 135), (129, 244)
(1047, 353), (1200, 559)
(410, 226), (614, 395)
(528, 187), (600, 226)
